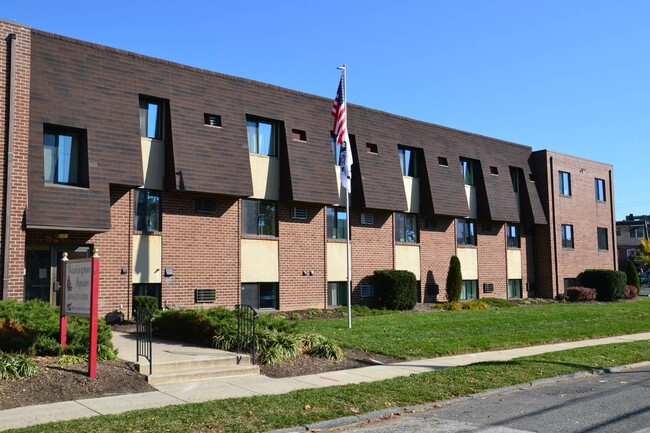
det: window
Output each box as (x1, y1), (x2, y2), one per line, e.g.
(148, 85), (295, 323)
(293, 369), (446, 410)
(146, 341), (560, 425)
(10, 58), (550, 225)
(132, 283), (161, 310)
(398, 146), (417, 177)
(360, 212), (374, 226)
(597, 227), (608, 250)
(510, 167), (520, 193)
(140, 98), (163, 139)
(291, 129), (306, 141)
(489, 166), (499, 175)
(328, 282), (348, 307)
(246, 118), (277, 156)
(43, 126), (88, 186)
(425, 218), (437, 229)
(395, 213), (418, 243)
(563, 278), (577, 291)
(327, 207), (347, 239)
(461, 280), (478, 300)
(460, 158), (475, 186)
(508, 279), (522, 298)
(559, 171), (571, 196)
(204, 113), (221, 127)
(133, 189), (161, 232)
(561, 224), (574, 249)
(196, 197), (217, 214)
(241, 283), (278, 309)
(366, 143), (378, 154)
(290, 207), (307, 220)
(595, 178), (606, 201)
(457, 219), (477, 246)
(507, 223), (520, 248)
(242, 200), (277, 236)
(438, 157), (448, 166)
(482, 222), (492, 233)
(630, 227), (644, 238)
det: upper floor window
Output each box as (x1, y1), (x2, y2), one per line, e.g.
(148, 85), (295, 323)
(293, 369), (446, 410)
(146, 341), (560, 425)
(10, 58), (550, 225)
(327, 207), (347, 240)
(597, 227), (608, 250)
(460, 158), (475, 186)
(559, 171), (571, 196)
(398, 146), (417, 177)
(242, 199), (277, 236)
(507, 223), (520, 248)
(630, 227), (644, 239)
(457, 218), (477, 246)
(246, 118), (277, 156)
(133, 189), (161, 232)
(595, 178), (606, 201)
(140, 98), (163, 139)
(510, 167), (520, 193)
(43, 125), (88, 187)
(561, 224), (574, 249)
(395, 213), (418, 243)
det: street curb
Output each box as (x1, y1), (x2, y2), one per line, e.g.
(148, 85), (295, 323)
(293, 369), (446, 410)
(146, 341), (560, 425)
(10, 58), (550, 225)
(263, 362), (650, 433)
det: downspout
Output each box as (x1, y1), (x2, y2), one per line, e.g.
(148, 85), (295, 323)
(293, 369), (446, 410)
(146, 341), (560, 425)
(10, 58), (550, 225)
(2, 34), (17, 300)
(549, 157), (560, 298)
(608, 170), (616, 269)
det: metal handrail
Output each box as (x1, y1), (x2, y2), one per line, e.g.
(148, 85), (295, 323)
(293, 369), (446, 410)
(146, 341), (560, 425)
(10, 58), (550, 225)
(235, 304), (258, 365)
(135, 307), (154, 375)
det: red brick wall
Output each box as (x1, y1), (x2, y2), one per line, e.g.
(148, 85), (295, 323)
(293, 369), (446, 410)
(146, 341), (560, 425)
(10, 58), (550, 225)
(420, 217), (455, 302)
(0, 22), (31, 300)
(478, 223), (508, 298)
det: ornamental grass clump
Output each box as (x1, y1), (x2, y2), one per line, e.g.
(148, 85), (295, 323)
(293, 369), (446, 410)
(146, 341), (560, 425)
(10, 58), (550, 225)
(0, 351), (37, 380)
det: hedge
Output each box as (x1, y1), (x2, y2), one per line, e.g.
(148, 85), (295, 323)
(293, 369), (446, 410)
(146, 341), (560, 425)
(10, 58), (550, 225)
(579, 269), (626, 301)
(374, 270), (418, 310)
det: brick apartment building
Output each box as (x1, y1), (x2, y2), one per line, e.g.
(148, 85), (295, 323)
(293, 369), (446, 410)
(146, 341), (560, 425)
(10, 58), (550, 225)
(0, 20), (617, 318)
(616, 214), (649, 271)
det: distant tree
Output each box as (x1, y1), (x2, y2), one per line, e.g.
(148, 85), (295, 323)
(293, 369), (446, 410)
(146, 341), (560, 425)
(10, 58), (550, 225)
(637, 238), (650, 269)
(446, 256), (463, 302)
(625, 261), (640, 289)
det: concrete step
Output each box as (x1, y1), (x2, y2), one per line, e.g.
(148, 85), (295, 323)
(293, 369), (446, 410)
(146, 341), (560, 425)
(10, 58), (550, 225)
(136, 353), (253, 375)
(145, 364), (260, 385)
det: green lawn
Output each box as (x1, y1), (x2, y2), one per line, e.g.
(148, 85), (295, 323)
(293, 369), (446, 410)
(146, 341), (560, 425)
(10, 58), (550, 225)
(7, 340), (650, 433)
(295, 299), (650, 358)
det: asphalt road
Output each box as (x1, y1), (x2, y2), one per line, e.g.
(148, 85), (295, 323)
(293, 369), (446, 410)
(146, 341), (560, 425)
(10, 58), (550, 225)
(340, 368), (650, 433)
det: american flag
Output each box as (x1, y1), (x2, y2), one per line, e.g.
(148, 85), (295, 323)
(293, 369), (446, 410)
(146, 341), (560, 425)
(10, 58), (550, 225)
(331, 74), (353, 191)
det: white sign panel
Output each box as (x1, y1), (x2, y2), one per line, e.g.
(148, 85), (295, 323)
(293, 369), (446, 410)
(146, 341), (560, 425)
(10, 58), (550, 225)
(63, 258), (93, 317)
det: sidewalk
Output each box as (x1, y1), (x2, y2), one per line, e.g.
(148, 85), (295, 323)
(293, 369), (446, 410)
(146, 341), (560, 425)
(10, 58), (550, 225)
(2, 332), (649, 431)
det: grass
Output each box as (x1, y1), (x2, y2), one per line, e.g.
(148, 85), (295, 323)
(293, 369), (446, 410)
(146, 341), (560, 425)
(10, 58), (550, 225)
(6, 340), (650, 433)
(294, 299), (650, 358)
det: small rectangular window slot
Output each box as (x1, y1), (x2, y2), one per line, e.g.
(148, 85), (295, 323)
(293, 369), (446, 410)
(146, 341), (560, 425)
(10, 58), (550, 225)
(195, 288), (216, 303)
(366, 143), (378, 154)
(204, 113), (221, 127)
(197, 198), (217, 214)
(529, 173), (535, 182)
(290, 207), (307, 220)
(490, 166), (499, 175)
(292, 129), (307, 141)
(438, 157), (448, 166)
(425, 218), (437, 229)
(360, 284), (375, 298)
(360, 212), (374, 226)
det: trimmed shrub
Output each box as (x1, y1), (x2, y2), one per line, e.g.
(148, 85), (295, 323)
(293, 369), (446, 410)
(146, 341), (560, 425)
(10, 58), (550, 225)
(463, 300), (489, 310)
(579, 269), (626, 301)
(374, 270), (418, 310)
(433, 301), (462, 311)
(625, 262), (641, 289)
(133, 295), (159, 313)
(624, 285), (638, 299)
(480, 298), (517, 308)
(565, 286), (596, 302)
(154, 309), (228, 346)
(446, 256), (462, 302)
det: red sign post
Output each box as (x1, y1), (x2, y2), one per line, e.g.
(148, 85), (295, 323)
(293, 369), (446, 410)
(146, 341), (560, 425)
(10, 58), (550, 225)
(59, 250), (100, 379)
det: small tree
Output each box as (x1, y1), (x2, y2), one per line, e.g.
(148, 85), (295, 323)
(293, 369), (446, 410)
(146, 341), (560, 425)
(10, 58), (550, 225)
(638, 238), (650, 268)
(446, 256), (462, 302)
(625, 261), (640, 289)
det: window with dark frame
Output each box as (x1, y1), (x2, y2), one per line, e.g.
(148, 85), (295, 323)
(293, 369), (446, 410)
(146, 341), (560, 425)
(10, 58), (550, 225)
(507, 223), (520, 248)
(561, 224), (574, 249)
(597, 227), (608, 250)
(510, 167), (520, 193)
(559, 171), (571, 196)
(457, 218), (477, 246)
(133, 189), (161, 232)
(132, 283), (162, 309)
(398, 146), (417, 177)
(595, 178), (606, 201)
(489, 166), (499, 175)
(461, 280), (478, 300)
(460, 158), (475, 186)
(140, 98), (163, 139)
(43, 125), (88, 187)
(246, 117), (278, 156)
(508, 279), (522, 298)
(204, 113), (221, 127)
(326, 207), (347, 240)
(327, 282), (348, 307)
(366, 143), (378, 154)
(630, 227), (644, 238)
(438, 156), (448, 166)
(291, 129), (306, 141)
(196, 197), (217, 214)
(395, 213), (418, 243)
(241, 283), (278, 309)
(242, 199), (277, 236)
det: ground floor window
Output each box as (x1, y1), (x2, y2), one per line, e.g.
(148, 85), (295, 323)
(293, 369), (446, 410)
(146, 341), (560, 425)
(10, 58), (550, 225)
(563, 278), (577, 292)
(328, 282), (348, 307)
(241, 283), (278, 309)
(461, 280), (478, 300)
(508, 279), (522, 299)
(132, 283), (162, 309)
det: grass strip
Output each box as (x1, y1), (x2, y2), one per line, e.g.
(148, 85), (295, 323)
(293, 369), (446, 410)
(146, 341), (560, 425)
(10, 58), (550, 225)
(295, 299), (650, 358)
(6, 340), (650, 433)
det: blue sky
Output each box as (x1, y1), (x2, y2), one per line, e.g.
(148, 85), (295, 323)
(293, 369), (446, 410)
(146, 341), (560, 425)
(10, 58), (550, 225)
(4, 1), (649, 219)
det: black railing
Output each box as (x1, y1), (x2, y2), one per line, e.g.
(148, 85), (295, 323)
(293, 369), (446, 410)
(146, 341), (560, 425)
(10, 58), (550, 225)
(235, 304), (258, 365)
(135, 307), (154, 375)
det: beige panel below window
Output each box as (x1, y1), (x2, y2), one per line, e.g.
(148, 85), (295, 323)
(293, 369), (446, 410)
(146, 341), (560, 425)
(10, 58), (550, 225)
(141, 138), (164, 189)
(241, 238), (279, 282)
(465, 185), (477, 219)
(403, 177), (420, 213)
(249, 154), (279, 200)
(327, 242), (348, 281)
(457, 247), (478, 280)
(395, 244), (420, 277)
(507, 249), (522, 279)
(132, 234), (162, 283)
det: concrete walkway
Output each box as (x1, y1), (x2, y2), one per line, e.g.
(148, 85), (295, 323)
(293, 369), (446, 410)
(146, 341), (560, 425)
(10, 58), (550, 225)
(2, 332), (650, 431)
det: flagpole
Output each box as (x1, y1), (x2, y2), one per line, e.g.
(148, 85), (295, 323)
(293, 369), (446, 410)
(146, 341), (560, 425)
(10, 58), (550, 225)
(338, 64), (352, 330)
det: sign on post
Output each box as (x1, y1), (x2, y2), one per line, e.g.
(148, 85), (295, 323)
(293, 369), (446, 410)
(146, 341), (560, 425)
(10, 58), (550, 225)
(59, 251), (100, 379)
